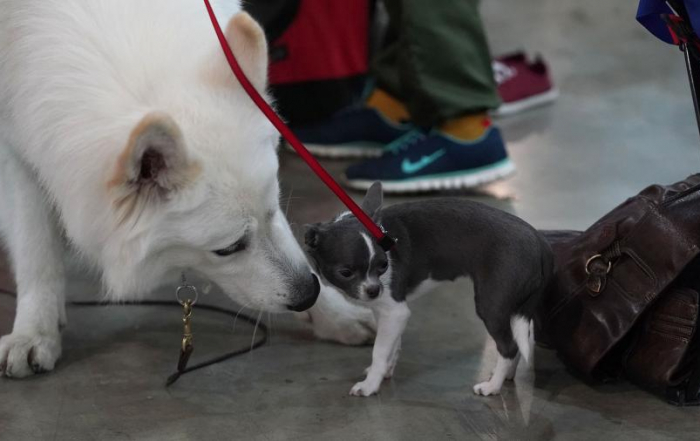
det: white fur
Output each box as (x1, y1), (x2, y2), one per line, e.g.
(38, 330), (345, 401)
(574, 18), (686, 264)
(359, 232), (378, 299)
(349, 257), (404, 397)
(333, 211), (352, 223)
(473, 354), (515, 396)
(360, 233), (376, 268)
(510, 315), (533, 365)
(300, 284), (377, 346)
(0, 0), (374, 377)
(350, 279), (410, 397)
(472, 316), (533, 396)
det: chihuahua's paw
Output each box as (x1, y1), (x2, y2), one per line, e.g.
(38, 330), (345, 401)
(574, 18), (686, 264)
(472, 380), (502, 397)
(384, 363), (396, 379)
(363, 366), (393, 379)
(363, 366), (394, 379)
(349, 379), (380, 397)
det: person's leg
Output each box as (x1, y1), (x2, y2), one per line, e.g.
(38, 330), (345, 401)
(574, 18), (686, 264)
(364, 3), (410, 124)
(374, 0), (500, 129)
(345, 0), (514, 193)
(289, 1), (413, 159)
(293, 0), (500, 157)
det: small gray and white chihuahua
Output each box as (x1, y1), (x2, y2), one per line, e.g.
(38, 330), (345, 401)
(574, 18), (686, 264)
(304, 182), (553, 397)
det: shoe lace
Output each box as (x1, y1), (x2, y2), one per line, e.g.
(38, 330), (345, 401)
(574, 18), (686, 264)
(385, 130), (426, 155)
(492, 60), (517, 85)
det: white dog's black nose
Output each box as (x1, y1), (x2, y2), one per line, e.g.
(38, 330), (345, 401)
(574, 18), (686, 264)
(287, 274), (320, 312)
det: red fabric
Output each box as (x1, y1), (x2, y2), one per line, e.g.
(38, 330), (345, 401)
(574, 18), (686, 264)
(665, 15), (683, 45)
(496, 53), (554, 104)
(268, 0), (369, 85)
(202, 0), (392, 249)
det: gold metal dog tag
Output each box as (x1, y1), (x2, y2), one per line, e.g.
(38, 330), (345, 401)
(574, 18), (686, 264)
(167, 274), (199, 386)
(178, 299), (194, 372)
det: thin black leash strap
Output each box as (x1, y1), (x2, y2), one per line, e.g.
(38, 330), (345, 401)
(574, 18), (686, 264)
(68, 301), (268, 387)
(0, 290), (269, 387)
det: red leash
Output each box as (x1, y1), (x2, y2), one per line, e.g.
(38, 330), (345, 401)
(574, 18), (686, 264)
(203, 0), (395, 251)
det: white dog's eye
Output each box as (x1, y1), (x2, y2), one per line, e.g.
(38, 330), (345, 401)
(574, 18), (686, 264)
(213, 240), (246, 257)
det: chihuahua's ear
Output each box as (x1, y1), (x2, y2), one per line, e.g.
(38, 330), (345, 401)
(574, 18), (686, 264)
(361, 181), (383, 219)
(304, 224), (321, 249)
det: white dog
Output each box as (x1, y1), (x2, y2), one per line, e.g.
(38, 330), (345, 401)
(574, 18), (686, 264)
(0, 0), (374, 378)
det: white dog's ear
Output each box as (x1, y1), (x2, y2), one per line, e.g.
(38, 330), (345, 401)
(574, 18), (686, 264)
(110, 112), (199, 213)
(223, 12), (268, 92)
(361, 181), (384, 219)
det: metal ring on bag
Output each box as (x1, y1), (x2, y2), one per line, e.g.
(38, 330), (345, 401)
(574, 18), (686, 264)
(176, 283), (199, 306)
(585, 254), (612, 275)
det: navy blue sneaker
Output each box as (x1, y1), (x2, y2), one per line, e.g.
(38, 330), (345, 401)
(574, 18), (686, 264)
(291, 107), (413, 158)
(344, 127), (515, 193)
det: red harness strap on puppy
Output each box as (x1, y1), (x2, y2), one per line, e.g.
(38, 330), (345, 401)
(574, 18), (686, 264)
(203, 0), (395, 251)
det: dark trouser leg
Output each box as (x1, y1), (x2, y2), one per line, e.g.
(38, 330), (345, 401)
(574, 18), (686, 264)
(372, 0), (500, 127)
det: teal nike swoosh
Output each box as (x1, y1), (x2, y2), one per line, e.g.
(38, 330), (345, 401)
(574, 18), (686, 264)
(401, 149), (446, 174)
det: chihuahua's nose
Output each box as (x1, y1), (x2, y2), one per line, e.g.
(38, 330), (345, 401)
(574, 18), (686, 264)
(366, 284), (381, 299)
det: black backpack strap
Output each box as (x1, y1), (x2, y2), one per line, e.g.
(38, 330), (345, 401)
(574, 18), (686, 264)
(666, 355), (700, 406)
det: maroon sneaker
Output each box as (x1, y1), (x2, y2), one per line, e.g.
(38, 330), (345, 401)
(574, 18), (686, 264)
(492, 52), (558, 117)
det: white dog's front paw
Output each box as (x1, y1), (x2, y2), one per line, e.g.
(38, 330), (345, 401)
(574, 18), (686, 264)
(321, 319), (375, 346)
(473, 380), (502, 397)
(309, 286), (376, 346)
(349, 379), (381, 397)
(293, 311), (313, 323)
(0, 332), (61, 378)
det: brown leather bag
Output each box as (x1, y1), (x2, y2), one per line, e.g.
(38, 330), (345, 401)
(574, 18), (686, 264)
(537, 174), (700, 405)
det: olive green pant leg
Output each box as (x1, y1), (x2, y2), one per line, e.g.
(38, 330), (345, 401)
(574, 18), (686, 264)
(372, 0), (500, 126)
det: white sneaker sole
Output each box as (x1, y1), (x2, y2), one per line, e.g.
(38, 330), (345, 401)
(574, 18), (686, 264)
(492, 88), (559, 117)
(285, 141), (383, 159)
(345, 159), (516, 193)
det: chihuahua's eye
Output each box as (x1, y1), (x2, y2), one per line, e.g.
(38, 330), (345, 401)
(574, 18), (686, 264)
(337, 268), (354, 279)
(378, 260), (389, 274)
(213, 240), (246, 257)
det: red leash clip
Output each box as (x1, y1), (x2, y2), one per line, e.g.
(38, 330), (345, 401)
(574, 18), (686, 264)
(203, 0), (395, 251)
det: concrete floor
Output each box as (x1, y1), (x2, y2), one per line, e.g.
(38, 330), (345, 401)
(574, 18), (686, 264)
(2, 0), (700, 439)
